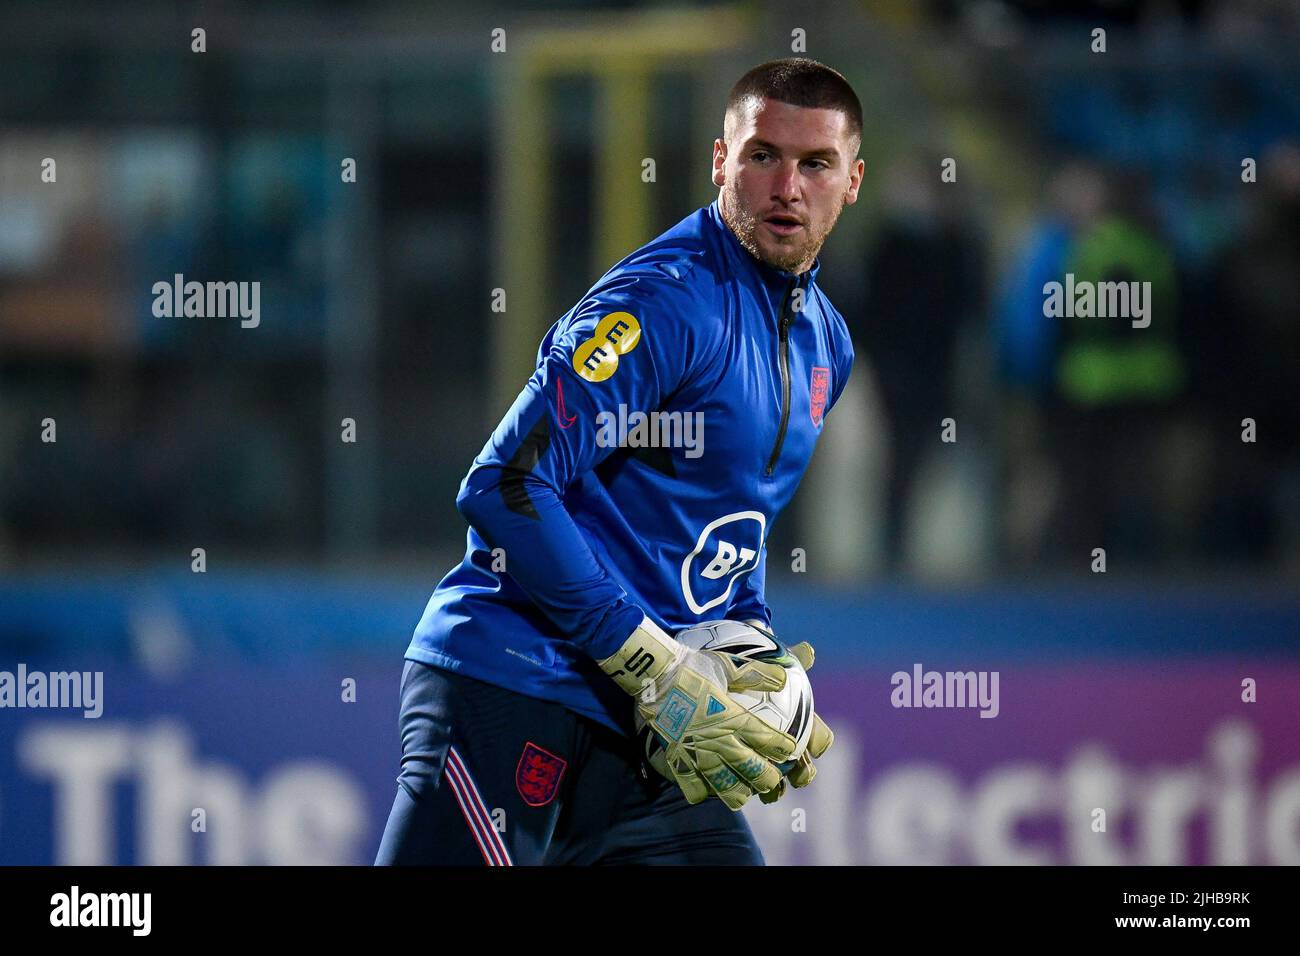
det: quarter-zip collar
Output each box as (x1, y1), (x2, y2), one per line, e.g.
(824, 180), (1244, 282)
(707, 198), (821, 308)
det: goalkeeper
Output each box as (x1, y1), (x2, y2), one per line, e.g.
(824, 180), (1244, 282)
(376, 57), (862, 866)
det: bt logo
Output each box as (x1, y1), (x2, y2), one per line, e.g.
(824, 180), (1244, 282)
(680, 511), (766, 614)
(700, 541), (757, 580)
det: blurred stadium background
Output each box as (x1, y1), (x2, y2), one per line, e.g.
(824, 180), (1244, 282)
(1, 0), (1297, 864)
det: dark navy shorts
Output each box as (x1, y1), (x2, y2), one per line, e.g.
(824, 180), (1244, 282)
(374, 659), (765, 865)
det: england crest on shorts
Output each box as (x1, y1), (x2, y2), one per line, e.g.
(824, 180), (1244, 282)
(515, 741), (567, 807)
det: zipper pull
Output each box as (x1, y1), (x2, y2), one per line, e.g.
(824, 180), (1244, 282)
(780, 279), (796, 331)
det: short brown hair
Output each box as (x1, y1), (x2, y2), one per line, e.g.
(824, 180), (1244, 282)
(725, 58), (863, 156)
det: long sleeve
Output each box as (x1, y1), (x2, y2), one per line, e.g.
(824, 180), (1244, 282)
(455, 270), (706, 662)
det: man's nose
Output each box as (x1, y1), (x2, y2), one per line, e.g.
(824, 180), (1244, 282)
(772, 161), (801, 202)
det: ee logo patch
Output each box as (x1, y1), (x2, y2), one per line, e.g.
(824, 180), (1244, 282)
(573, 312), (641, 383)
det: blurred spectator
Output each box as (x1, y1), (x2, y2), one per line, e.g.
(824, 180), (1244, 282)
(854, 157), (986, 571)
(1202, 141), (1300, 567)
(996, 163), (1106, 398)
(997, 163), (1199, 567)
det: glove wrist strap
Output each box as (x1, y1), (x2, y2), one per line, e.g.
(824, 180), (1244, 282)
(597, 616), (681, 697)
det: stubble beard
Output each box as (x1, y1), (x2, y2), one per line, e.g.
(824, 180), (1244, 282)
(720, 180), (846, 274)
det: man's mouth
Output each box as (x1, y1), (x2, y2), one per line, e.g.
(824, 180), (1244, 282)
(764, 213), (804, 236)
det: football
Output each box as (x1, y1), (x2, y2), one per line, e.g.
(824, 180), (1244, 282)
(637, 619), (815, 773)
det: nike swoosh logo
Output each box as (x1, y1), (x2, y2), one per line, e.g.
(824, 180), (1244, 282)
(556, 376), (577, 429)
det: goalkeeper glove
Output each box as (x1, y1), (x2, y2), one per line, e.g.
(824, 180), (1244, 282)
(753, 638), (835, 804)
(598, 616), (798, 810)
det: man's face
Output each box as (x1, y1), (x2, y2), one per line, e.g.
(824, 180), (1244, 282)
(713, 96), (864, 275)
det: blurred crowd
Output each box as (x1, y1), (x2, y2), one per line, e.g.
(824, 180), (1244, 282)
(836, 145), (1299, 579)
(0, 1), (1297, 581)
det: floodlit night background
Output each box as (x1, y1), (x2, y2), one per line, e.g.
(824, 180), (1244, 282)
(0, 0), (1297, 864)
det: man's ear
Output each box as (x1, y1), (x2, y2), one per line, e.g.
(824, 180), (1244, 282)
(844, 157), (865, 205)
(711, 138), (727, 188)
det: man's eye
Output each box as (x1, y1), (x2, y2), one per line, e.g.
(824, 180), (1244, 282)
(752, 152), (769, 162)
(804, 160), (827, 170)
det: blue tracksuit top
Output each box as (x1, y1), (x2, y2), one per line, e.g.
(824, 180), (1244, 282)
(407, 198), (854, 736)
